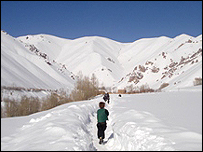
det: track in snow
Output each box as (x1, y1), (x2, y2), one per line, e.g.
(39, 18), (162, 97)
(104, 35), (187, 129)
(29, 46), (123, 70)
(89, 103), (114, 151)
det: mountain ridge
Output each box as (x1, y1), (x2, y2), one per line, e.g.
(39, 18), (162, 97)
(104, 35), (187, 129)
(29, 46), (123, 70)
(1, 30), (202, 92)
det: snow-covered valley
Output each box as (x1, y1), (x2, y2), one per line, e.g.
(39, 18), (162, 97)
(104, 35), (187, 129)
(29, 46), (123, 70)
(1, 30), (202, 151)
(1, 89), (202, 151)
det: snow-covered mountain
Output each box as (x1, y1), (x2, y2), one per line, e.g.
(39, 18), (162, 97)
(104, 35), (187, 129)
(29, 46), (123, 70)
(1, 30), (202, 92)
(1, 31), (202, 151)
(115, 34), (202, 91)
(1, 31), (75, 90)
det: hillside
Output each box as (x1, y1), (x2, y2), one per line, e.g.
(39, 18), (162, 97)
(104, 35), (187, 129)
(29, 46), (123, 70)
(1, 31), (75, 91)
(114, 34), (202, 91)
(1, 30), (202, 92)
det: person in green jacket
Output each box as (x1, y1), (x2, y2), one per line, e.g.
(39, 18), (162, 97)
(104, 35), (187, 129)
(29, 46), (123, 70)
(97, 102), (109, 144)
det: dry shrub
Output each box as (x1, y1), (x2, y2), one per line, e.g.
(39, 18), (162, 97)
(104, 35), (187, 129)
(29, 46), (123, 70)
(18, 96), (40, 116)
(70, 73), (99, 101)
(41, 93), (60, 111)
(140, 84), (154, 93)
(4, 98), (19, 117)
(3, 96), (40, 117)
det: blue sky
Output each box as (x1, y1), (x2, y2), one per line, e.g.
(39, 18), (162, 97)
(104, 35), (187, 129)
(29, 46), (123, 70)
(1, 1), (202, 42)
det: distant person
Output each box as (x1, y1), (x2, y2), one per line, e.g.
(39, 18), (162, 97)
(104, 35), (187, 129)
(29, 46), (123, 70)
(103, 92), (110, 104)
(97, 102), (109, 144)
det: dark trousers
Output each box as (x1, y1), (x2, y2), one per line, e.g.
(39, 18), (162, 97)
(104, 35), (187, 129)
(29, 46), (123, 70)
(103, 97), (110, 104)
(97, 122), (107, 139)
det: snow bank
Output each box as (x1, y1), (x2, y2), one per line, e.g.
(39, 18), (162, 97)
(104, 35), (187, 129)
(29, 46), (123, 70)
(1, 97), (101, 151)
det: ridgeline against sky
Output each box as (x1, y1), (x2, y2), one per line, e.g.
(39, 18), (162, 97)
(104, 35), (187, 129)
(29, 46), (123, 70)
(1, 1), (202, 43)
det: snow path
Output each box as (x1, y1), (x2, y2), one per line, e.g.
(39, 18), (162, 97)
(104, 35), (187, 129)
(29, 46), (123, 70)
(1, 93), (202, 151)
(90, 102), (114, 151)
(90, 95), (176, 151)
(1, 95), (174, 151)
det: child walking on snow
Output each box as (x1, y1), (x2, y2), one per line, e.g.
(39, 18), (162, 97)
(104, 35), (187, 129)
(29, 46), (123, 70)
(97, 102), (109, 144)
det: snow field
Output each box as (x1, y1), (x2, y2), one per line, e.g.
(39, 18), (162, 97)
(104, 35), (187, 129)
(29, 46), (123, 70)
(1, 91), (202, 151)
(96, 96), (175, 151)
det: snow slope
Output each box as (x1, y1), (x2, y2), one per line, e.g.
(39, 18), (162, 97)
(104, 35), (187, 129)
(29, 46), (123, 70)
(114, 34), (202, 91)
(1, 89), (202, 151)
(1, 31), (75, 90)
(1, 30), (202, 91)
